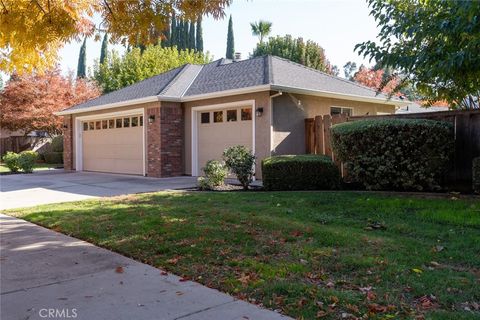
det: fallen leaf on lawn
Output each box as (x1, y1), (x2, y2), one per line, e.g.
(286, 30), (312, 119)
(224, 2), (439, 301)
(167, 257), (179, 265)
(297, 297), (308, 307)
(291, 230), (303, 237)
(326, 281), (335, 288)
(115, 266), (124, 273)
(367, 291), (377, 301)
(368, 303), (387, 313)
(412, 268), (423, 274)
(330, 296), (339, 304)
(179, 277), (190, 282)
(346, 303), (359, 313)
(160, 271), (168, 276)
(316, 311), (328, 318)
(433, 245), (445, 252)
(416, 295), (437, 310)
(238, 274), (251, 286)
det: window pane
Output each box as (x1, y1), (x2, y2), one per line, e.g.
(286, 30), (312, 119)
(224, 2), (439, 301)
(102, 120), (108, 129)
(343, 108), (352, 116)
(116, 118), (122, 128)
(241, 108), (252, 121)
(89, 122), (94, 130)
(95, 121), (101, 130)
(201, 112), (210, 124)
(83, 122), (88, 131)
(213, 111), (223, 123)
(108, 119), (114, 128)
(139, 116), (143, 126)
(123, 117), (130, 127)
(330, 107), (342, 115)
(227, 110), (237, 122)
(131, 116), (138, 127)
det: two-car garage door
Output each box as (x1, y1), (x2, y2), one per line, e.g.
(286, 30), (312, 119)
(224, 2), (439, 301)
(81, 115), (143, 175)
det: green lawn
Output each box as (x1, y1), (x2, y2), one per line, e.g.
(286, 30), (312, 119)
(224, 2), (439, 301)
(0, 162), (63, 173)
(5, 191), (479, 319)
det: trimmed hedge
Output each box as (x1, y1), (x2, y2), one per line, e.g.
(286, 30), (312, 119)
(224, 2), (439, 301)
(262, 155), (341, 191)
(51, 135), (64, 152)
(474, 157), (480, 194)
(18, 151), (38, 173)
(44, 152), (63, 164)
(331, 118), (454, 191)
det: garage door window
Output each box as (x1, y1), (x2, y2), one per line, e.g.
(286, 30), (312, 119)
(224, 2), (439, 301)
(123, 117), (130, 127)
(102, 120), (108, 129)
(89, 122), (94, 130)
(116, 118), (122, 128)
(108, 119), (114, 128)
(83, 122), (88, 131)
(95, 121), (101, 130)
(214, 111), (223, 123)
(131, 116), (138, 127)
(241, 108), (252, 121)
(227, 110), (237, 122)
(201, 112), (210, 124)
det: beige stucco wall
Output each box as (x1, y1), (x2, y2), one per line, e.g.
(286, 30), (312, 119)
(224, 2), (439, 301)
(271, 93), (396, 155)
(183, 91), (271, 176)
(71, 101), (160, 170)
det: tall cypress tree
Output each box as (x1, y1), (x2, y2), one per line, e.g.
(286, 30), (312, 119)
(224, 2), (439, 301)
(163, 22), (170, 47)
(226, 15), (234, 59)
(100, 33), (108, 64)
(77, 37), (87, 78)
(196, 17), (203, 52)
(183, 19), (189, 50)
(189, 20), (195, 50)
(170, 15), (177, 47)
(178, 20), (184, 50)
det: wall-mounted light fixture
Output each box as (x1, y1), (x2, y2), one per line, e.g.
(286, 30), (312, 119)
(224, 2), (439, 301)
(256, 107), (264, 117)
(63, 124), (68, 129)
(148, 115), (156, 124)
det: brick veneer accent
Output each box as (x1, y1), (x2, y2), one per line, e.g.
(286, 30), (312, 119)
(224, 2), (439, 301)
(159, 102), (183, 177)
(146, 103), (183, 177)
(63, 115), (73, 171)
(146, 107), (162, 177)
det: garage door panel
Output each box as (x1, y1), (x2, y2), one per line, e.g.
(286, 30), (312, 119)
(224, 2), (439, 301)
(82, 116), (143, 175)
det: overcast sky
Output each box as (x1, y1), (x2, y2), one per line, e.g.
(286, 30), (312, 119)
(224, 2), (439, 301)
(2, 0), (380, 82)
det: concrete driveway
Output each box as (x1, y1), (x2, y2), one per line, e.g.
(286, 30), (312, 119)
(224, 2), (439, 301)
(1, 214), (290, 320)
(0, 170), (197, 210)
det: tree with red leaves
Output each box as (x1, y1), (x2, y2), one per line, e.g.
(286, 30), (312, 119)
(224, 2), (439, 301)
(354, 66), (399, 96)
(0, 70), (100, 136)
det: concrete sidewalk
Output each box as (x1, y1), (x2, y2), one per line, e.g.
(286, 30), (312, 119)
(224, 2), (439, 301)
(0, 214), (290, 320)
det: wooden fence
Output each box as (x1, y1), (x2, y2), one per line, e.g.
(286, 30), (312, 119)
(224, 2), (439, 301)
(305, 109), (480, 192)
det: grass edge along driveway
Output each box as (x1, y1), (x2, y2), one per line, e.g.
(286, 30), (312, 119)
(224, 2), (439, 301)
(5, 191), (479, 319)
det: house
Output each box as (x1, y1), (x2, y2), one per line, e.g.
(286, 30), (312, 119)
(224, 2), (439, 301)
(57, 55), (408, 178)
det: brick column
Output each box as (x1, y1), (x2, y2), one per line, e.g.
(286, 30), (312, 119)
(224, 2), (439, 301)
(63, 115), (73, 171)
(160, 102), (184, 177)
(146, 106), (161, 177)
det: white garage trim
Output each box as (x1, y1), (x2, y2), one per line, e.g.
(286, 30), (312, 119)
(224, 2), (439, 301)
(191, 100), (256, 176)
(74, 108), (146, 176)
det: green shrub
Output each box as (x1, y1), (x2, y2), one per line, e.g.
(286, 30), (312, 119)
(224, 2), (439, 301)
(51, 135), (64, 152)
(331, 118), (454, 191)
(473, 157), (480, 194)
(223, 145), (255, 190)
(2, 152), (20, 172)
(18, 151), (38, 173)
(262, 155), (341, 191)
(197, 160), (228, 190)
(44, 152), (63, 164)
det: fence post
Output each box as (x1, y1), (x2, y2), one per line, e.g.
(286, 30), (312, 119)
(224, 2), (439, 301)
(323, 115), (332, 159)
(304, 118), (315, 154)
(314, 115), (323, 155)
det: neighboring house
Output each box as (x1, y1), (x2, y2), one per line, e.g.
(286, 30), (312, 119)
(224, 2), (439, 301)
(396, 102), (449, 114)
(57, 55), (408, 178)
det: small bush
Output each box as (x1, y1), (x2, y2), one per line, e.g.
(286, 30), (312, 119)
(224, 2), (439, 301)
(197, 160), (228, 190)
(262, 155), (341, 191)
(474, 157), (480, 194)
(223, 145), (255, 190)
(51, 135), (64, 152)
(18, 151), (38, 173)
(44, 152), (63, 164)
(2, 152), (20, 172)
(331, 118), (454, 191)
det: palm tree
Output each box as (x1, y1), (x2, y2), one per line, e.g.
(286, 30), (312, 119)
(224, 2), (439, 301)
(250, 20), (272, 44)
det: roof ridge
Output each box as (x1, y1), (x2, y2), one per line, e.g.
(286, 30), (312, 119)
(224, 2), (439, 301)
(265, 55), (274, 84)
(158, 63), (190, 95)
(270, 55), (390, 99)
(179, 64), (204, 98)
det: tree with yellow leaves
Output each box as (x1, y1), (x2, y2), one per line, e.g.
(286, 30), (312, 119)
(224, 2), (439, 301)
(0, 0), (231, 74)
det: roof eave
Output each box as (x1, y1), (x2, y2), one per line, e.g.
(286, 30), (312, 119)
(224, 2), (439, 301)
(180, 85), (271, 102)
(272, 85), (411, 106)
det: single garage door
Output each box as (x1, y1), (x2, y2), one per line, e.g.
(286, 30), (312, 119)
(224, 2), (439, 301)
(82, 115), (143, 175)
(197, 106), (253, 173)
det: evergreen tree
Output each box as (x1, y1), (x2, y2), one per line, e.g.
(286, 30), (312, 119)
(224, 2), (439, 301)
(170, 15), (177, 47)
(226, 15), (234, 59)
(183, 19), (189, 50)
(196, 17), (203, 52)
(189, 20), (195, 50)
(163, 21), (170, 47)
(178, 20), (184, 50)
(100, 33), (108, 64)
(77, 37), (87, 78)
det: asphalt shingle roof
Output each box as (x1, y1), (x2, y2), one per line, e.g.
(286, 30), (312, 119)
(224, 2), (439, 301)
(63, 55), (398, 112)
